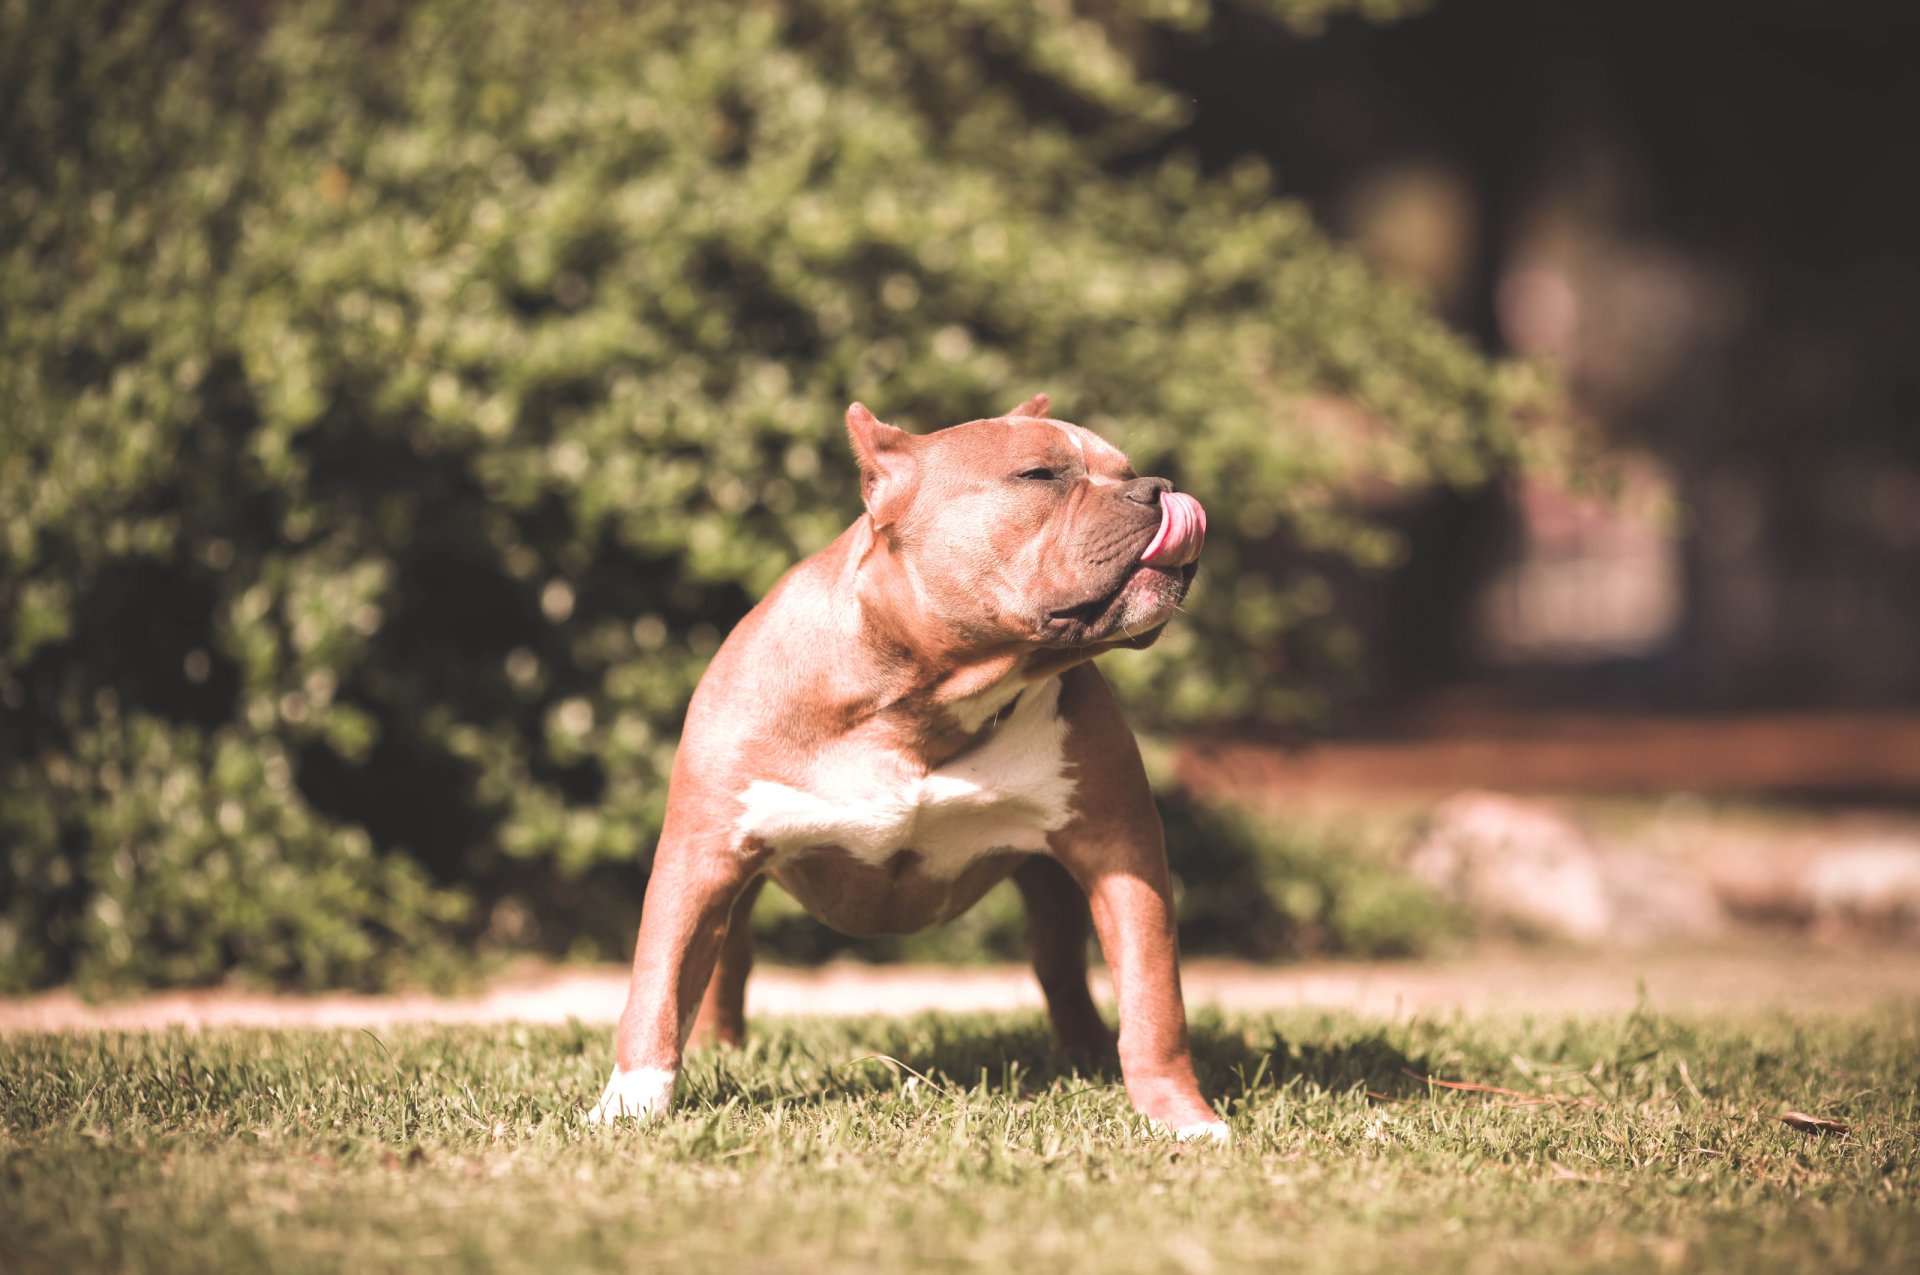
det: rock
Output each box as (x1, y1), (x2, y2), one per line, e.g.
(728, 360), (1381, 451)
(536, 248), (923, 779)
(1807, 842), (1920, 938)
(1405, 792), (1615, 944)
(1601, 851), (1727, 944)
(1702, 853), (1816, 927)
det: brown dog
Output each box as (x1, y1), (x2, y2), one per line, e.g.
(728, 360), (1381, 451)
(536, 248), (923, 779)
(588, 395), (1225, 1140)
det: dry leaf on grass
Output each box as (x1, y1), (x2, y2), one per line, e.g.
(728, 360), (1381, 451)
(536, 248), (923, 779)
(1778, 1111), (1851, 1135)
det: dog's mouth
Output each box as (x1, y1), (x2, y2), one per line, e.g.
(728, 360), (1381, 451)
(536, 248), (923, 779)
(1047, 595), (1112, 627)
(1042, 560), (1196, 647)
(1038, 491), (1207, 648)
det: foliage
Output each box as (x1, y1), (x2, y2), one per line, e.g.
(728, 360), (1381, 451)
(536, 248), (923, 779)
(4, 1007), (1916, 1273)
(0, 0), (1515, 989)
(1160, 794), (1462, 958)
(758, 794), (1461, 964)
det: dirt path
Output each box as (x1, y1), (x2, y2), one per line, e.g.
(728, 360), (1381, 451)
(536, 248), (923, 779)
(4, 946), (1914, 1034)
(1180, 710), (1920, 799)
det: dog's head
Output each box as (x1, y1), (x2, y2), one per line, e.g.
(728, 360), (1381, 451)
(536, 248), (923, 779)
(846, 394), (1204, 654)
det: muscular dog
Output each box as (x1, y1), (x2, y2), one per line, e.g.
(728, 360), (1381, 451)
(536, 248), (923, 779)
(589, 394), (1224, 1140)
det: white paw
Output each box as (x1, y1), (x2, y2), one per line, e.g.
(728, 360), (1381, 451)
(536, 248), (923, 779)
(585, 1066), (676, 1124)
(1171, 1119), (1232, 1145)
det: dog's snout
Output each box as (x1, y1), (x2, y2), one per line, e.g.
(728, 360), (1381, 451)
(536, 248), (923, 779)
(1123, 476), (1173, 506)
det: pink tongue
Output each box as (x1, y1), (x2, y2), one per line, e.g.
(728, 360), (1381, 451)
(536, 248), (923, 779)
(1139, 491), (1207, 568)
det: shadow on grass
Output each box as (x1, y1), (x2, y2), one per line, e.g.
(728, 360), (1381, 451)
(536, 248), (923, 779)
(700, 1015), (1429, 1109)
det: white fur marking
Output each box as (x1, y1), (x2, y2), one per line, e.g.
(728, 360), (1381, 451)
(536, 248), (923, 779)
(1173, 1119), (1232, 1145)
(1059, 423), (1125, 485)
(586, 1066), (676, 1124)
(946, 675), (1026, 733)
(733, 678), (1074, 874)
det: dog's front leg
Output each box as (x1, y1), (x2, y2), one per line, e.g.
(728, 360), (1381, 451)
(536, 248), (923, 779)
(588, 831), (764, 1124)
(1047, 670), (1227, 1144)
(1062, 846), (1226, 1143)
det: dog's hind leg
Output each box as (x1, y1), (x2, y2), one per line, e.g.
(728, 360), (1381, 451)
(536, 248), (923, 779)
(690, 874), (766, 1049)
(1013, 855), (1117, 1061)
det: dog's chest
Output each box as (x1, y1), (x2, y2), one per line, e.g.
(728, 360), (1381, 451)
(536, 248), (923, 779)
(732, 678), (1075, 873)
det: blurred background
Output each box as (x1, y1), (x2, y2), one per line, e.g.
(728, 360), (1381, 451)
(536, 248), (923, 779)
(4, 0), (1917, 994)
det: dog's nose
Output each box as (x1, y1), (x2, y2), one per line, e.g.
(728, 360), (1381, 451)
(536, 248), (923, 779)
(1123, 476), (1173, 506)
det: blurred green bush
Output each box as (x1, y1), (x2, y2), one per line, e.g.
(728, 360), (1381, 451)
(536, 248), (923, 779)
(0, 0), (1514, 990)
(758, 793), (1463, 966)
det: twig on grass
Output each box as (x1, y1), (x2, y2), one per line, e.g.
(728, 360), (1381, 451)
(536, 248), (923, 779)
(1401, 1068), (1592, 1106)
(846, 1053), (949, 1094)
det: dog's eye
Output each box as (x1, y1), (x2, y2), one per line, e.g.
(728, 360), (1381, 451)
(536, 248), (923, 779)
(1016, 467), (1058, 481)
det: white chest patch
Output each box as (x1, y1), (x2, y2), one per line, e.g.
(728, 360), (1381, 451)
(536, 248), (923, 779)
(732, 677), (1075, 874)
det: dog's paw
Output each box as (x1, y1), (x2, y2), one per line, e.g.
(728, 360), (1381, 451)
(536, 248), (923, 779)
(584, 1066), (676, 1125)
(1146, 1116), (1232, 1145)
(1173, 1119), (1232, 1145)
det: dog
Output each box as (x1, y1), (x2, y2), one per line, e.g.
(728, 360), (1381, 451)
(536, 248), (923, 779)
(589, 394), (1225, 1141)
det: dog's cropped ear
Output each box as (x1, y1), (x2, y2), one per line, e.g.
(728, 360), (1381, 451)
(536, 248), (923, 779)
(846, 403), (917, 526)
(1003, 392), (1050, 419)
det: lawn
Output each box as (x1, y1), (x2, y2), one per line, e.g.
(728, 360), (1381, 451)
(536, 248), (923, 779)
(3, 1004), (1914, 1274)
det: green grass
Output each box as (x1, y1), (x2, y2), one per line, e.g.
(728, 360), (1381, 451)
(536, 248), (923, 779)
(4, 1005), (1915, 1274)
